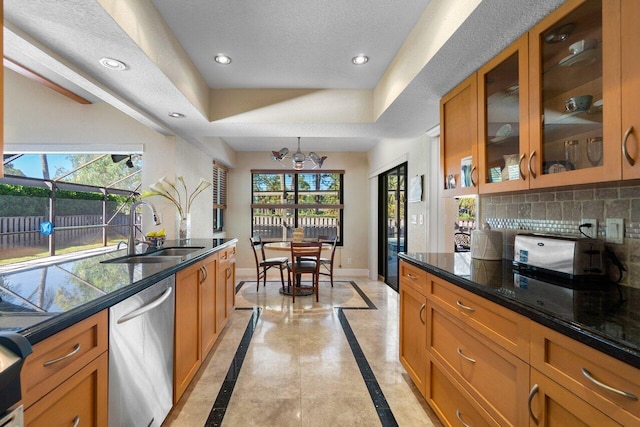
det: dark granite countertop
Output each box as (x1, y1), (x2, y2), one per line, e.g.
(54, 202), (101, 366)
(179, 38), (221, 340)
(398, 252), (640, 369)
(0, 238), (237, 344)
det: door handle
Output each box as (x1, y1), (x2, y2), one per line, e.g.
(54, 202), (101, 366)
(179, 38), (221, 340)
(117, 287), (173, 324)
(518, 153), (526, 180)
(528, 384), (540, 425)
(622, 126), (635, 166)
(528, 150), (537, 179)
(419, 304), (426, 325)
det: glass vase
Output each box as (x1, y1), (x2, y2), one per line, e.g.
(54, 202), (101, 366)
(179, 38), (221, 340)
(179, 213), (191, 240)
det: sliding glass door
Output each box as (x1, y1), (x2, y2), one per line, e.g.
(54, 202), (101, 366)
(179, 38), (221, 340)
(378, 163), (407, 291)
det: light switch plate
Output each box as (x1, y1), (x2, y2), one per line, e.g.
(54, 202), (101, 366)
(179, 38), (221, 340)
(581, 219), (598, 239)
(606, 218), (624, 244)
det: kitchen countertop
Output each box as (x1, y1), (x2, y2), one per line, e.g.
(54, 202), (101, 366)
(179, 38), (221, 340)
(399, 252), (640, 369)
(0, 238), (237, 344)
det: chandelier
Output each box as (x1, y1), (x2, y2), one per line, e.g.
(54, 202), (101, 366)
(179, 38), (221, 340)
(271, 137), (327, 170)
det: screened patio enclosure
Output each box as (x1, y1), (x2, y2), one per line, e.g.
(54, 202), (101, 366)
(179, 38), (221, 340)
(0, 153), (142, 265)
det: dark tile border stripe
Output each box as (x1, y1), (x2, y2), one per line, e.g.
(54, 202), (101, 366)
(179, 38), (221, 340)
(208, 281), (397, 426)
(204, 307), (261, 427)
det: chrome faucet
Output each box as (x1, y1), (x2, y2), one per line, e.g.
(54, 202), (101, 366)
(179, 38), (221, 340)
(128, 200), (161, 256)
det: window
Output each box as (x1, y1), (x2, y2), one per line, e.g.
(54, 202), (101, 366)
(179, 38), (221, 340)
(0, 153), (141, 265)
(251, 170), (344, 244)
(212, 161), (227, 232)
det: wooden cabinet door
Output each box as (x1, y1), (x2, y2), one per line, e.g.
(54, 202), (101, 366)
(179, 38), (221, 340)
(528, 0), (621, 188)
(620, 0), (640, 178)
(478, 34), (530, 194)
(399, 281), (427, 396)
(529, 369), (621, 426)
(24, 352), (108, 427)
(174, 263), (201, 403)
(216, 250), (230, 331)
(441, 73), (479, 196)
(200, 254), (218, 359)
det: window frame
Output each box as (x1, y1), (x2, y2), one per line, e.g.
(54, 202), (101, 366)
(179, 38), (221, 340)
(251, 169), (344, 245)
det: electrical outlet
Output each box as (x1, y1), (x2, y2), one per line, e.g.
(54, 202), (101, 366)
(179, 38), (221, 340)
(581, 219), (598, 238)
(347, 257), (352, 265)
(606, 218), (624, 244)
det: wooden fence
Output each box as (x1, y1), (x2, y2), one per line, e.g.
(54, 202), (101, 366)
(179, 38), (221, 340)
(0, 214), (129, 247)
(253, 216), (339, 240)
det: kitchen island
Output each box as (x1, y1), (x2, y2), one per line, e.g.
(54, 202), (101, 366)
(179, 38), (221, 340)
(399, 252), (640, 426)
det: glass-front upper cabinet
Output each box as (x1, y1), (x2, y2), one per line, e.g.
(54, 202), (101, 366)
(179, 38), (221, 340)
(478, 35), (529, 194)
(528, 0), (621, 188)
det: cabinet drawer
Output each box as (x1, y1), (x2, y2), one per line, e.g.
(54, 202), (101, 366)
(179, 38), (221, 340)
(428, 274), (529, 360)
(531, 323), (640, 426)
(24, 351), (108, 427)
(22, 311), (108, 408)
(399, 261), (427, 295)
(426, 359), (499, 427)
(428, 303), (529, 426)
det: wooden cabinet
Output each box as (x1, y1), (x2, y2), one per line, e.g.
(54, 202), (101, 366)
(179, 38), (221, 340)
(441, 73), (478, 196)
(530, 322), (640, 426)
(21, 311), (108, 426)
(24, 353), (108, 427)
(399, 260), (640, 427)
(427, 273), (530, 361)
(529, 368), (620, 426)
(174, 252), (221, 403)
(399, 271), (427, 396)
(620, 0), (640, 178)
(200, 254), (218, 360)
(478, 34), (530, 194)
(427, 301), (529, 426)
(216, 245), (236, 331)
(442, 0), (640, 194)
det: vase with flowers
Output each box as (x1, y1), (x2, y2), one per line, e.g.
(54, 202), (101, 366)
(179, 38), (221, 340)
(142, 176), (211, 239)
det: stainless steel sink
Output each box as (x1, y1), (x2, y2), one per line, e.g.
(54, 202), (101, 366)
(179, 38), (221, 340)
(152, 247), (204, 257)
(102, 255), (183, 264)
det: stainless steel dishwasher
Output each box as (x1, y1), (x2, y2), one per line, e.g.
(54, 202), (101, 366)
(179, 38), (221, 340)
(109, 276), (175, 427)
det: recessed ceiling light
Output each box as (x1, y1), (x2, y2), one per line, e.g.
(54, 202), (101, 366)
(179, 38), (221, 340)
(214, 55), (232, 65)
(99, 57), (128, 71)
(352, 55), (369, 65)
(168, 112), (185, 118)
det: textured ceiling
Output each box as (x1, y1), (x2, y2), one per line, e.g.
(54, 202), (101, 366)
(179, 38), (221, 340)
(3, 0), (566, 155)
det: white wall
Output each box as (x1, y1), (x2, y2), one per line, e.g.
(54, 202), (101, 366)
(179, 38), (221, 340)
(227, 151), (369, 277)
(4, 68), (216, 239)
(366, 132), (443, 279)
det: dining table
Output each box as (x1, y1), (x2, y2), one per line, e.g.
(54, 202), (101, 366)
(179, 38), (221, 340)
(263, 241), (331, 296)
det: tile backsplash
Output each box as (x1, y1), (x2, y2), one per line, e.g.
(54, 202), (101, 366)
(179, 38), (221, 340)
(479, 182), (640, 288)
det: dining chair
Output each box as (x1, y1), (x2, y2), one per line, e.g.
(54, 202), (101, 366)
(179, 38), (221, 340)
(288, 241), (322, 303)
(249, 235), (289, 291)
(317, 236), (338, 287)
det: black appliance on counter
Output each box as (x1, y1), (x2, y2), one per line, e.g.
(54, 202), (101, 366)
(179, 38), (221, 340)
(0, 333), (32, 427)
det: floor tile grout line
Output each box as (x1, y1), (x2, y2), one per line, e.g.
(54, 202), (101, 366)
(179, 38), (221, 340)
(337, 308), (399, 427)
(204, 307), (261, 427)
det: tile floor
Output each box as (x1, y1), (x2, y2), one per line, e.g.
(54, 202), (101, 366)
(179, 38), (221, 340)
(164, 276), (442, 426)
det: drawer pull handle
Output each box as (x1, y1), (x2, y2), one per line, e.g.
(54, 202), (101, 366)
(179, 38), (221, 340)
(622, 126), (635, 166)
(456, 300), (475, 312)
(72, 416), (80, 427)
(419, 304), (426, 325)
(456, 347), (476, 363)
(43, 343), (81, 367)
(455, 409), (472, 427)
(528, 150), (537, 179)
(581, 368), (638, 400)
(406, 273), (417, 280)
(528, 384), (540, 425)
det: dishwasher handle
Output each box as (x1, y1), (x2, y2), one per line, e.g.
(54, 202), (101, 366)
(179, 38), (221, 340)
(117, 287), (173, 324)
